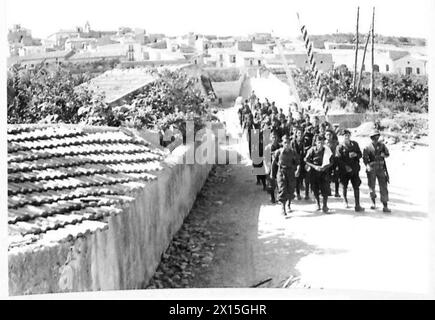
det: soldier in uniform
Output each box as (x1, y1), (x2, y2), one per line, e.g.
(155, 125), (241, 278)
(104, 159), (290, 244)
(271, 134), (301, 216)
(264, 131), (281, 203)
(363, 130), (391, 213)
(311, 115), (321, 135)
(291, 127), (306, 200)
(302, 125), (315, 200)
(325, 129), (341, 197)
(249, 90), (257, 108)
(336, 129), (364, 211)
(304, 135), (333, 213)
(242, 112), (254, 157)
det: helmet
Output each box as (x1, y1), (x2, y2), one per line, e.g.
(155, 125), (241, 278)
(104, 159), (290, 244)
(370, 130), (381, 138)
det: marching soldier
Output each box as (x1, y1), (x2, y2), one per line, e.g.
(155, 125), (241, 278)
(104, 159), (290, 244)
(271, 134), (301, 216)
(291, 127), (306, 200)
(336, 129), (365, 212)
(242, 112), (254, 157)
(302, 125), (315, 200)
(363, 130), (391, 213)
(249, 90), (257, 108)
(325, 129), (341, 198)
(304, 135), (333, 213)
(264, 131), (281, 203)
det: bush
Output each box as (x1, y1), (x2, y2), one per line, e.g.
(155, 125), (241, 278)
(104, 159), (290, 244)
(205, 68), (241, 82)
(111, 69), (213, 138)
(7, 64), (214, 142)
(291, 66), (428, 113)
(7, 63), (111, 124)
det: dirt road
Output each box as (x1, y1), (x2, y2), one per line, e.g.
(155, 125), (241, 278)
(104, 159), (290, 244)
(187, 105), (430, 294)
(148, 83), (430, 295)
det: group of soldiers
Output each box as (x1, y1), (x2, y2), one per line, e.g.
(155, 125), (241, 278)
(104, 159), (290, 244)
(238, 91), (391, 217)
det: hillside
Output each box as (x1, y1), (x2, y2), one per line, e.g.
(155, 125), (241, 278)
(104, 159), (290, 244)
(301, 33), (426, 49)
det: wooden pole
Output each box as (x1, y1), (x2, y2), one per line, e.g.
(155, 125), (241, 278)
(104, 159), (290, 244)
(356, 30), (371, 95)
(353, 6), (360, 92)
(370, 7), (375, 109)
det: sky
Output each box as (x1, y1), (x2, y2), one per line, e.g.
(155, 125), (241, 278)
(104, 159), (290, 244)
(3, 0), (432, 40)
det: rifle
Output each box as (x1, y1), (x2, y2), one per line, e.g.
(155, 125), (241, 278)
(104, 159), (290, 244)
(384, 161), (390, 184)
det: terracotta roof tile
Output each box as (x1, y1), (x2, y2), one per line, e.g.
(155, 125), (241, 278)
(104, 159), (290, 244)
(8, 124), (166, 252)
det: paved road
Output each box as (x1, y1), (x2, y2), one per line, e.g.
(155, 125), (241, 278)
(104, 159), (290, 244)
(189, 102), (430, 295)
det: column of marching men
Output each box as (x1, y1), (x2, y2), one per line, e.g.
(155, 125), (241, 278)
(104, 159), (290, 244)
(238, 90), (392, 217)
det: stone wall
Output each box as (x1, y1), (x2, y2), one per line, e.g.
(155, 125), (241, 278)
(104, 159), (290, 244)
(8, 144), (212, 295)
(322, 112), (379, 129)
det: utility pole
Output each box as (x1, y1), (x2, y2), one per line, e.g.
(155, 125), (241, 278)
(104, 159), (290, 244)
(272, 31), (302, 108)
(356, 30), (371, 95)
(353, 6), (359, 92)
(369, 7), (375, 109)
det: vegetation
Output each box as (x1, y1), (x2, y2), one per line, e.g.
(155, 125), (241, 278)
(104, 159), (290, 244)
(205, 67), (241, 82)
(62, 59), (121, 78)
(291, 66), (428, 113)
(7, 63), (112, 124)
(7, 63), (216, 144)
(303, 33), (426, 49)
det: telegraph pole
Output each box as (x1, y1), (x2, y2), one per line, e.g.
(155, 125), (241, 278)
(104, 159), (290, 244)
(353, 6), (359, 92)
(356, 30), (371, 95)
(369, 7), (375, 109)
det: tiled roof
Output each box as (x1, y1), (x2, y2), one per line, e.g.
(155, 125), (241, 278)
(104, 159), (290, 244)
(80, 68), (157, 104)
(68, 50), (125, 60)
(8, 124), (166, 254)
(388, 50), (409, 61)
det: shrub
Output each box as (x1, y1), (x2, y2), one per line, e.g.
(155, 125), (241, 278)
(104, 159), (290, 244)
(7, 64), (214, 142)
(291, 67), (428, 113)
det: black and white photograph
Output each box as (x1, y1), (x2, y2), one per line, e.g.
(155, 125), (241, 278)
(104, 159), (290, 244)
(1, 0), (434, 300)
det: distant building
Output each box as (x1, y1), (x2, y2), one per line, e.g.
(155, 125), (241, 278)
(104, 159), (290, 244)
(389, 52), (427, 75)
(66, 50), (125, 63)
(205, 47), (263, 68)
(65, 37), (97, 51)
(252, 43), (275, 54)
(237, 40), (253, 52)
(208, 39), (235, 49)
(7, 50), (75, 68)
(249, 33), (272, 44)
(8, 24), (42, 56)
(327, 49), (427, 75)
(46, 30), (80, 48)
(264, 52), (334, 72)
(18, 46), (46, 57)
(324, 42), (365, 50)
(8, 24), (34, 45)
(146, 33), (166, 44)
(46, 22), (116, 49)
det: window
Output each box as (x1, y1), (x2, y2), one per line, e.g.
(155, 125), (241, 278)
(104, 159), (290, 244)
(230, 55), (236, 63)
(219, 54), (223, 61)
(320, 60), (323, 64)
(405, 67), (412, 75)
(250, 59), (253, 66)
(258, 60), (261, 66)
(386, 64), (389, 72)
(417, 67), (420, 74)
(407, 61), (410, 64)
(373, 64), (379, 72)
(362, 64), (365, 71)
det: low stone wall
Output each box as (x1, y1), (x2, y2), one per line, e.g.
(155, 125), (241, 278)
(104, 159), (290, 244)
(8, 144), (212, 295)
(212, 74), (246, 105)
(323, 112), (379, 129)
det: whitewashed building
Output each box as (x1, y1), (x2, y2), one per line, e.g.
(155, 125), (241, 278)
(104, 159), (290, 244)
(327, 49), (427, 75)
